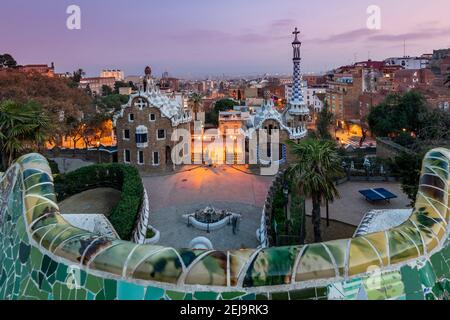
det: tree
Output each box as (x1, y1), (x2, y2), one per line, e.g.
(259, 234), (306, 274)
(81, 112), (112, 148)
(71, 68), (85, 84)
(101, 85), (113, 96)
(0, 70), (93, 147)
(65, 115), (85, 150)
(113, 81), (131, 94)
(96, 94), (129, 112)
(316, 102), (334, 140)
(389, 150), (424, 206)
(0, 100), (51, 168)
(367, 91), (428, 137)
(205, 99), (236, 126)
(289, 139), (342, 243)
(214, 99), (235, 112)
(189, 93), (203, 114)
(0, 54), (17, 69)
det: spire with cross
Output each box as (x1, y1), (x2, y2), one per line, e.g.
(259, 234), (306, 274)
(293, 27), (300, 41)
(292, 27), (301, 60)
(289, 27), (307, 114)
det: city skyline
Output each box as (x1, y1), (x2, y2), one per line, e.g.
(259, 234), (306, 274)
(2, 0), (450, 78)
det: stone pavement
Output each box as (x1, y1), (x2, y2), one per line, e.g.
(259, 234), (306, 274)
(142, 165), (274, 250)
(305, 181), (411, 226)
(59, 188), (121, 216)
(143, 165), (274, 211)
(151, 201), (261, 250)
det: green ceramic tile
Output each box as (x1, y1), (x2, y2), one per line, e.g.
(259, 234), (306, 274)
(144, 286), (164, 300)
(194, 291), (219, 300)
(221, 292), (245, 300)
(166, 290), (186, 300)
(400, 265), (422, 294)
(117, 281), (145, 300)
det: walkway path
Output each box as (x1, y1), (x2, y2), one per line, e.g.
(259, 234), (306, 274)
(58, 188), (121, 216)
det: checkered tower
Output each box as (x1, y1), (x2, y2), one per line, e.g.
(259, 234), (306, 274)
(288, 28), (309, 120)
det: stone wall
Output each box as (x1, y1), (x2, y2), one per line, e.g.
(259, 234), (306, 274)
(376, 137), (413, 159)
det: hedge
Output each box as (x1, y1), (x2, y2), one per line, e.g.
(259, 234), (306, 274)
(54, 163), (144, 240)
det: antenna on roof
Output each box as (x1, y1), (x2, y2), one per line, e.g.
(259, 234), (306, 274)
(403, 40), (407, 58)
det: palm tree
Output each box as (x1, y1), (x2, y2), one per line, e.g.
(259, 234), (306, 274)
(289, 139), (343, 243)
(189, 93), (203, 115)
(0, 100), (50, 168)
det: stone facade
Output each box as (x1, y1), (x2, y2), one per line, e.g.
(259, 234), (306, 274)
(114, 69), (192, 171)
(116, 99), (190, 170)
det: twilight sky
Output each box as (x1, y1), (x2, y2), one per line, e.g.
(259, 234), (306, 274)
(1, 0), (450, 78)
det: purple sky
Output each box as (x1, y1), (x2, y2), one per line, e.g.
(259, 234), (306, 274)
(1, 0), (450, 78)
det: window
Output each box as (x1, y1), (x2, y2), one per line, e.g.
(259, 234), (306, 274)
(157, 129), (166, 140)
(153, 152), (160, 165)
(149, 113), (156, 121)
(124, 149), (131, 163)
(123, 129), (130, 140)
(128, 113), (134, 122)
(135, 132), (148, 144)
(138, 150), (144, 165)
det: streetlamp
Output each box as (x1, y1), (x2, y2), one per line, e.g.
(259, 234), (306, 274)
(96, 141), (101, 164)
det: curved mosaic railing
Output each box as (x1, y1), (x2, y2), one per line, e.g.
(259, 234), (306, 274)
(0, 149), (449, 300)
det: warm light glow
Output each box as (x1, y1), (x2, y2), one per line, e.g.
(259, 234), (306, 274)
(45, 120), (115, 149)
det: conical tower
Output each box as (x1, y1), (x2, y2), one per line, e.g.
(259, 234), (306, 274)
(287, 28), (309, 128)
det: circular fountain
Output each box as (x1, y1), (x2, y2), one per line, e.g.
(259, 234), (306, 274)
(182, 206), (241, 232)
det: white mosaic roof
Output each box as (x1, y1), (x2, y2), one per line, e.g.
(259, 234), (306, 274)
(353, 209), (413, 237)
(246, 99), (307, 140)
(113, 87), (192, 127)
(62, 214), (120, 239)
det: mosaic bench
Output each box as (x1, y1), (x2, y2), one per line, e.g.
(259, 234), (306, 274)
(0, 149), (449, 300)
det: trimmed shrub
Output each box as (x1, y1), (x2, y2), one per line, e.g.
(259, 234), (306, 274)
(54, 163), (144, 240)
(46, 158), (60, 175)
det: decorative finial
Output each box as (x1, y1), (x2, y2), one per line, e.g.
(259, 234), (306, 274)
(293, 27), (300, 40)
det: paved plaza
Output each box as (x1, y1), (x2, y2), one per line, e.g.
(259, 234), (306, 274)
(143, 166), (274, 211)
(143, 165), (274, 250)
(144, 167), (411, 249)
(305, 181), (411, 226)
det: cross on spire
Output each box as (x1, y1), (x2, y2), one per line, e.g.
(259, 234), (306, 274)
(293, 27), (300, 37)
